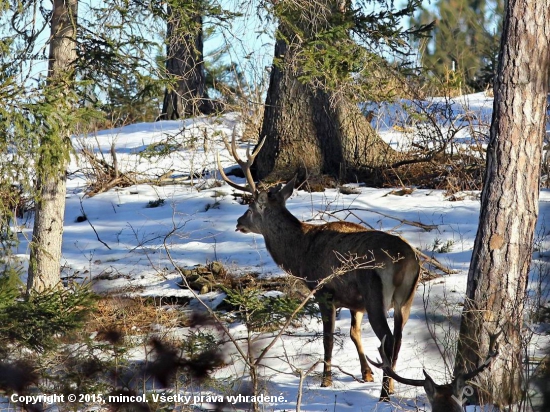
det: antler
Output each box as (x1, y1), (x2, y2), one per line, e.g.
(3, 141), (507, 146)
(366, 335), (427, 387)
(367, 333), (501, 390)
(216, 129), (265, 194)
(461, 331), (500, 381)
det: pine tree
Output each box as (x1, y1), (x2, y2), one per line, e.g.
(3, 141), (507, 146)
(454, 0), (550, 405)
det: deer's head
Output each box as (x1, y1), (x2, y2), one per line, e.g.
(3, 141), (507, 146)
(367, 335), (499, 412)
(235, 180), (296, 234)
(216, 132), (296, 235)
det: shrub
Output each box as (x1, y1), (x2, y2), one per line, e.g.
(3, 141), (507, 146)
(0, 281), (97, 353)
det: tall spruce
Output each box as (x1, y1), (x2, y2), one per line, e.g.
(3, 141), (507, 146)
(159, 0), (218, 120)
(414, 0), (504, 91)
(255, 0), (430, 182)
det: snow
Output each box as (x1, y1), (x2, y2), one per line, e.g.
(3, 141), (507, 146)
(9, 93), (550, 411)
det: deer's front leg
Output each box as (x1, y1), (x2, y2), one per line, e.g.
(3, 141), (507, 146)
(319, 302), (336, 387)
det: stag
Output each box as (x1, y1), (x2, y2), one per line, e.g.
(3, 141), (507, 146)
(367, 335), (499, 411)
(217, 134), (420, 401)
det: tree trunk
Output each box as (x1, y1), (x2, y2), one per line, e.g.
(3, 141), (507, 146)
(454, 0), (550, 406)
(27, 0), (77, 293)
(159, 2), (214, 120)
(28, 177), (67, 292)
(255, 9), (396, 182)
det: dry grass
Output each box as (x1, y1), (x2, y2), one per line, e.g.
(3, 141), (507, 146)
(377, 158), (484, 195)
(85, 263), (311, 340)
(86, 295), (182, 337)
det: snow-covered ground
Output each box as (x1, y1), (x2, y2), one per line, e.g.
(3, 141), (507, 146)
(9, 93), (550, 411)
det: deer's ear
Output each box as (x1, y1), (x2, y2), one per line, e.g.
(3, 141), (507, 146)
(423, 370), (437, 399)
(452, 375), (465, 398)
(280, 175), (297, 201)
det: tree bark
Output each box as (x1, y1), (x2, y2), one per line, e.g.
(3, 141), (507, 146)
(255, 5), (396, 182)
(159, 2), (215, 120)
(454, 0), (550, 406)
(27, 0), (78, 293)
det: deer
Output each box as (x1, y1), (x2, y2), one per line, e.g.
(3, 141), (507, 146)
(217, 133), (421, 401)
(366, 335), (499, 411)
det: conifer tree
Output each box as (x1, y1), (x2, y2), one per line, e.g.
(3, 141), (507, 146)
(414, 0), (504, 91)
(158, 0), (234, 119)
(27, 0), (78, 293)
(256, 0), (430, 182)
(454, 0), (550, 405)
(1, 0), (166, 293)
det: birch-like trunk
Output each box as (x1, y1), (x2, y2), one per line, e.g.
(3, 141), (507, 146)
(27, 0), (77, 293)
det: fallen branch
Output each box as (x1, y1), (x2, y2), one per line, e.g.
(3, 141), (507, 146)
(331, 364), (366, 383)
(314, 210), (375, 229)
(81, 147), (184, 196)
(415, 248), (458, 275)
(360, 208), (438, 232)
(81, 147), (137, 196)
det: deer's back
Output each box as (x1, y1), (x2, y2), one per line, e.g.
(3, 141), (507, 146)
(301, 221), (419, 311)
(303, 221), (415, 266)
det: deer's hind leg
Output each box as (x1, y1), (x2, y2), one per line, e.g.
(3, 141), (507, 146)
(390, 276), (417, 391)
(391, 302), (412, 374)
(364, 276), (395, 401)
(350, 310), (374, 382)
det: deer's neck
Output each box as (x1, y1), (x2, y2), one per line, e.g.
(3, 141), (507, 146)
(261, 209), (307, 276)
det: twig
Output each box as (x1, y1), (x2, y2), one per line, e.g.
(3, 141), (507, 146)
(296, 360), (323, 412)
(314, 207), (454, 275)
(317, 207), (454, 274)
(331, 364), (365, 383)
(79, 198), (111, 250)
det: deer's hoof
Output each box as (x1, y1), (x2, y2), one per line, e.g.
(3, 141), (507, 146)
(363, 372), (375, 383)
